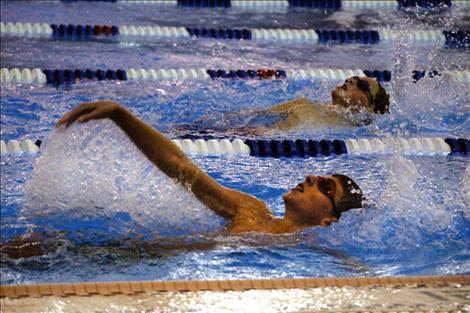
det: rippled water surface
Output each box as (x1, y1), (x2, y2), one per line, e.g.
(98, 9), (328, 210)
(1, 1), (469, 284)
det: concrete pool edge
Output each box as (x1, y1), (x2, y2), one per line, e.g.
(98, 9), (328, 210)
(1, 275), (468, 299)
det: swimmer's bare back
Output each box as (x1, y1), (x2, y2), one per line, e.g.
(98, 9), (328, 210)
(56, 101), (279, 234)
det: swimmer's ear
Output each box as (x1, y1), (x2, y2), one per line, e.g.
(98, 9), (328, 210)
(320, 217), (338, 227)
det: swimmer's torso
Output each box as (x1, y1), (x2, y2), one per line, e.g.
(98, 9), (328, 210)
(180, 98), (357, 135)
(270, 98), (355, 130)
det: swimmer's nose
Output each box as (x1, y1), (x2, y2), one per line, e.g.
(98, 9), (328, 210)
(305, 175), (317, 186)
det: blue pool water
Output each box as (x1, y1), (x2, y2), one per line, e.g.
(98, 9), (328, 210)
(1, 1), (469, 284)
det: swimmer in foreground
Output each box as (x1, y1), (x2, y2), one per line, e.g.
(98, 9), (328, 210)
(0, 78), (375, 258)
(52, 100), (364, 234)
(181, 76), (390, 133)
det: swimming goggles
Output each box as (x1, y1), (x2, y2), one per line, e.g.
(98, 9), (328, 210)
(351, 76), (375, 109)
(352, 76), (371, 93)
(318, 177), (340, 217)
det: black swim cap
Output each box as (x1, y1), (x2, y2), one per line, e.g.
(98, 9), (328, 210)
(371, 83), (390, 114)
(332, 174), (364, 218)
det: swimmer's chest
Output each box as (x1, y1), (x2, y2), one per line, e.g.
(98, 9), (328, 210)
(226, 204), (274, 234)
(273, 100), (355, 129)
(273, 101), (321, 130)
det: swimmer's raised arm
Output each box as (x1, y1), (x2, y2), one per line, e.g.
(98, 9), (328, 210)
(57, 101), (266, 219)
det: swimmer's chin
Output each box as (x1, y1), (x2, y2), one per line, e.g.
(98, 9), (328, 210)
(282, 190), (296, 202)
(331, 88), (344, 105)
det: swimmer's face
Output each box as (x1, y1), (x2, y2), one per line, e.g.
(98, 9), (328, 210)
(331, 76), (379, 112)
(283, 175), (344, 227)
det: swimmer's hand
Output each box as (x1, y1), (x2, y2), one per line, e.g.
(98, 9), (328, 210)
(56, 100), (122, 128)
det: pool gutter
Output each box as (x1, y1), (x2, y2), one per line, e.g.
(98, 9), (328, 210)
(1, 275), (468, 298)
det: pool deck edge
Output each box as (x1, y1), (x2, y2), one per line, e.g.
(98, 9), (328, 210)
(1, 275), (468, 299)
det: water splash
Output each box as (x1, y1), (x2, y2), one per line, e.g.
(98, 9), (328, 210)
(314, 150), (463, 257)
(23, 120), (224, 241)
(380, 152), (454, 240)
(373, 10), (470, 137)
(463, 164), (470, 218)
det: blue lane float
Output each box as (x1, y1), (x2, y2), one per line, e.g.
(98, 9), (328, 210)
(445, 138), (470, 155)
(288, 0), (342, 9)
(114, 0), (465, 10)
(186, 27), (252, 40)
(181, 137), (468, 157)
(444, 31), (470, 48)
(206, 69), (287, 80)
(316, 30), (380, 44)
(61, 0), (117, 2)
(397, 0), (451, 8)
(41, 69), (127, 85)
(177, 0), (231, 7)
(411, 70), (442, 82)
(3, 22), (468, 48)
(4, 137), (468, 157)
(51, 24), (119, 38)
(363, 70), (392, 82)
(3, 68), (470, 85)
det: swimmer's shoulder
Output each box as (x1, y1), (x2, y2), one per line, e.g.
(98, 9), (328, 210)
(273, 98), (362, 129)
(270, 97), (313, 113)
(224, 191), (274, 234)
(271, 98), (326, 130)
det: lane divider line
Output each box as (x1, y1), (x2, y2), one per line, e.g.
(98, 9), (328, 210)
(56, 0), (470, 10)
(1, 140), (39, 155)
(2, 22), (469, 47)
(1, 275), (468, 298)
(1, 68), (469, 85)
(1, 137), (468, 157)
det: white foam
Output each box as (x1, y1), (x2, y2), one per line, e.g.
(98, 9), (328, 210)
(322, 152), (457, 251)
(379, 153), (452, 243)
(23, 120), (223, 238)
(463, 164), (470, 218)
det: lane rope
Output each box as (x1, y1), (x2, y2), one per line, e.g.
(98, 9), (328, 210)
(1, 22), (469, 47)
(54, 0), (470, 10)
(1, 137), (468, 157)
(1, 68), (469, 85)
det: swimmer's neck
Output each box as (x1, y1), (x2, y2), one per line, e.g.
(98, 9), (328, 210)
(266, 214), (313, 234)
(270, 218), (299, 234)
(227, 206), (313, 234)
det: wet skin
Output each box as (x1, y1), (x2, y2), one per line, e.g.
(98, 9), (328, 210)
(331, 76), (380, 112)
(266, 76), (383, 130)
(0, 173), (344, 258)
(52, 101), (344, 235)
(283, 175), (344, 228)
(1, 82), (369, 258)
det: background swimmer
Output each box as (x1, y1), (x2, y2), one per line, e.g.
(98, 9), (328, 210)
(179, 76), (390, 134)
(270, 76), (390, 130)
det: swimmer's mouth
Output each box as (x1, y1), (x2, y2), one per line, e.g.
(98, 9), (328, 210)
(341, 84), (347, 91)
